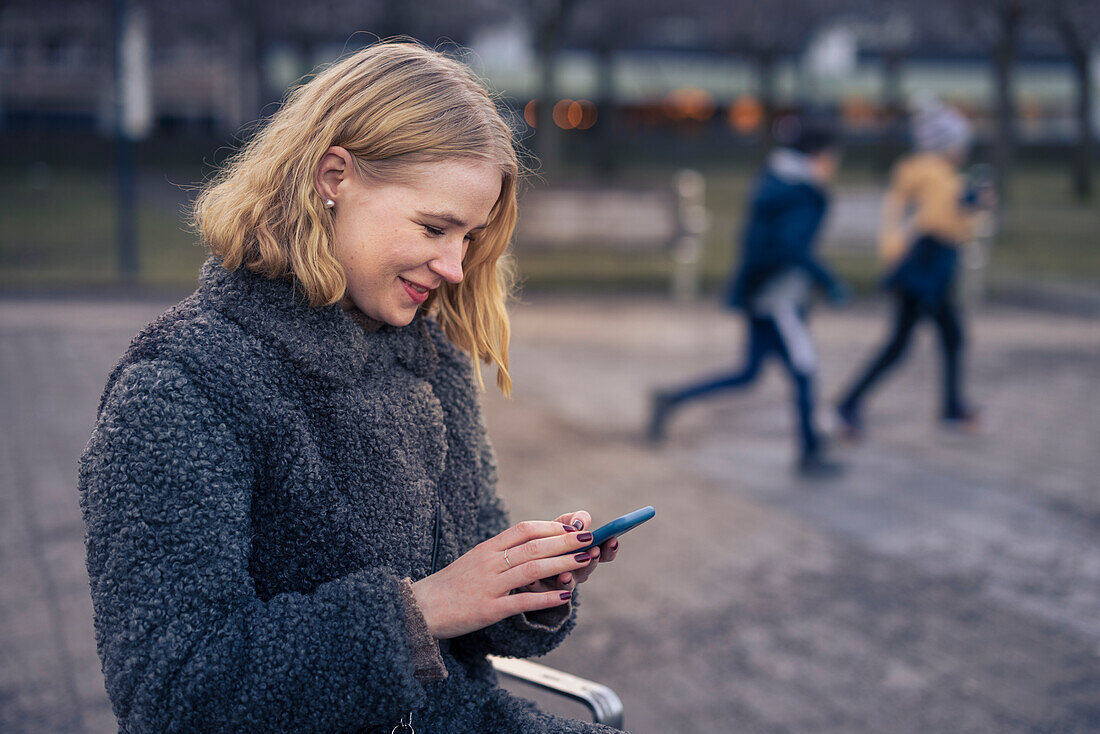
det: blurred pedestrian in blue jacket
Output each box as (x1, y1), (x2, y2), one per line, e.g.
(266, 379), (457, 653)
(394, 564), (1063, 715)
(647, 123), (849, 478)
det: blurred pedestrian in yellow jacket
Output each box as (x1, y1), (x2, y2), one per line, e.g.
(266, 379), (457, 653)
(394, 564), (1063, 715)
(837, 98), (991, 439)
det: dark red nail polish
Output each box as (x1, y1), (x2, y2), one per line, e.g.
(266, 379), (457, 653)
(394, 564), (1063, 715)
(572, 519), (584, 530)
(563, 524), (577, 533)
(610, 540), (619, 550)
(576, 532), (593, 543)
(559, 591), (573, 601)
(574, 553), (591, 563)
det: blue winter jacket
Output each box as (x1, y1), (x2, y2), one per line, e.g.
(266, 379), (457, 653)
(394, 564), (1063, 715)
(724, 166), (841, 311)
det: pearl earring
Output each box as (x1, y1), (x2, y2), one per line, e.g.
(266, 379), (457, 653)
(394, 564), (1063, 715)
(324, 198), (335, 209)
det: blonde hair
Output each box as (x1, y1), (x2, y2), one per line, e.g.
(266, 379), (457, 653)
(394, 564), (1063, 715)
(192, 42), (519, 394)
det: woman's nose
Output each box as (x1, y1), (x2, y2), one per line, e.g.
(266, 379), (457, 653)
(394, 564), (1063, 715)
(429, 238), (465, 284)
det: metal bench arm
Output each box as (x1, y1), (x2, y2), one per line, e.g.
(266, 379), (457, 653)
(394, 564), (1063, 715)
(488, 655), (624, 729)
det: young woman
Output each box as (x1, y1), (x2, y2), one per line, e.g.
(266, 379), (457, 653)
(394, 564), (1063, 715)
(79, 42), (621, 733)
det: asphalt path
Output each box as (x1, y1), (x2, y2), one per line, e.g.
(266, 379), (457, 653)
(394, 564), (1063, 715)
(2, 293), (1098, 733)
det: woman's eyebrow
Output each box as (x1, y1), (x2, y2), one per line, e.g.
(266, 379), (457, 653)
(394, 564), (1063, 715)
(417, 210), (489, 230)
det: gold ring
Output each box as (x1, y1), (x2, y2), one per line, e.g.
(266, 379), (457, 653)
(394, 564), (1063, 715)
(503, 548), (512, 568)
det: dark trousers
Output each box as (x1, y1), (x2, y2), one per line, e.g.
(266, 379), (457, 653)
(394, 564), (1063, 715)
(839, 290), (966, 419)
(667, 315), (820, 458)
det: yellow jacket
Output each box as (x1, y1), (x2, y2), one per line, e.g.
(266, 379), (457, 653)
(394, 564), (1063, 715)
(879, 153), (977, 266)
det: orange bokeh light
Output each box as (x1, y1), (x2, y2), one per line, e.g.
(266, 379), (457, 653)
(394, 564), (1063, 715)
(728, 95), (764, 133)
(553, 99), (576, 129)
(664, 88), (716, 122)
(576, 100), (598, 130)
(567, 101), (584, 128)
(530, 99), (597, 131)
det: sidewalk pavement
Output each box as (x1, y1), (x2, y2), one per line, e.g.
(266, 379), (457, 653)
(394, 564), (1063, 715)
(2, 293), (1099, 733)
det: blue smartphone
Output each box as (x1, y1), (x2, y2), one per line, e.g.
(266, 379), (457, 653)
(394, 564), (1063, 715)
(577, 506), (655, 553)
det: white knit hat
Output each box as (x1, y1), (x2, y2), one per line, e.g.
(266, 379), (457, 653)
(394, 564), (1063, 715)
(910, 97), (971, 153)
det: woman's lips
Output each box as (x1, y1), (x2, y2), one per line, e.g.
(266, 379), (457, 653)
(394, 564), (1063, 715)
(400, 277), (431, 305)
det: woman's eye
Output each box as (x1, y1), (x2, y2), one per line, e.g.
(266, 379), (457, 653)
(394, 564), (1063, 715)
(423, 224), (445, 237)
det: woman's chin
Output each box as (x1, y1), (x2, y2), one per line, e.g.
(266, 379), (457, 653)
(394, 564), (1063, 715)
(381, 305), (419, 328)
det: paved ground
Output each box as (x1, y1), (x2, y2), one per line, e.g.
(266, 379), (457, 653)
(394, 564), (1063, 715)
(2, 293), (1099, 733)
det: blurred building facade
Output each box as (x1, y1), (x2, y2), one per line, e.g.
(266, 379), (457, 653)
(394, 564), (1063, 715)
(1, 0), (1096, 147)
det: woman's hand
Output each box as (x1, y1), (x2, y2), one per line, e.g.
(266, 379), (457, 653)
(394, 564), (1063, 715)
(409, 519), (600, 640)
(524, 511), (619, 594)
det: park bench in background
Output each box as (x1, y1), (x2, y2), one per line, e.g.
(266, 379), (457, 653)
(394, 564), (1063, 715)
(515, 170), (709, 301)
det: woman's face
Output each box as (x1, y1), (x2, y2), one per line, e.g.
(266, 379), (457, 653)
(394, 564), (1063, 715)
(325, 156), (502, 327)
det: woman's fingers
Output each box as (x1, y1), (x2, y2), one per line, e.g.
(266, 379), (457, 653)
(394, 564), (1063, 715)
(488, 520), (576, 552)
(572, 544), (602, 584)
(555, 510), (591, 532)
(500, 530), (594, 570)
(600, 538), (619, 562)
(526, 572), (575, 593)
(502, 548), (593, 589)
(574, 539), (621, 585)
(497, 587), (574, 617)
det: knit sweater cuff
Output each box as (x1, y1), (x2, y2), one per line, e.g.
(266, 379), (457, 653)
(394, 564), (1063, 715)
(398, 578), (448, 681)
(518, 593), (573, 632)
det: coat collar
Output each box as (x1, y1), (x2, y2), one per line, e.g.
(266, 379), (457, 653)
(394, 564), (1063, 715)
(198, 257), (438, 382)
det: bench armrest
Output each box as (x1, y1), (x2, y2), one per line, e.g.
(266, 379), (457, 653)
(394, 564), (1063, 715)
(488, 655), (624, 729)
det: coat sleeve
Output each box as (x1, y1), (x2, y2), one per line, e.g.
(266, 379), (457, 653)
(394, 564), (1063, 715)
(450, 430), (578, 660)
(79, 362), (428, 732)
(776, 194), (841, 292)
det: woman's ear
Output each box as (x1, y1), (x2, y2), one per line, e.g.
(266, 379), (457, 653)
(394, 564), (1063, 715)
(315, 146), (355, 205)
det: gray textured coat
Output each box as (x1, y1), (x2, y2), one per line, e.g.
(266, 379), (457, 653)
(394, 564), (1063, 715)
(79, 259), (617, 733)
